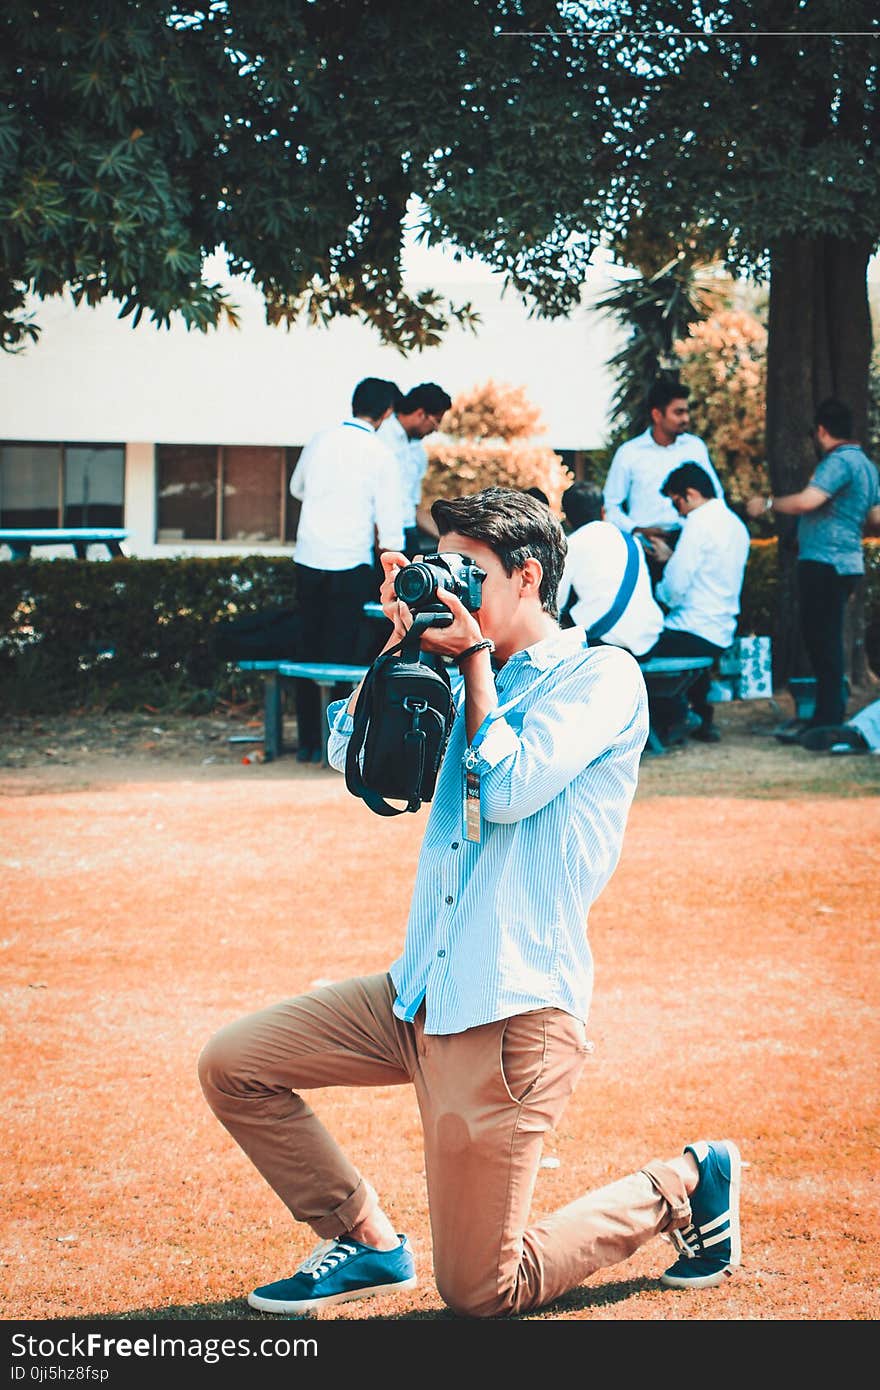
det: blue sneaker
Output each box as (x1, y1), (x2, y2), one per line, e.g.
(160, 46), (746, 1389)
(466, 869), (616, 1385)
(247, 1234), (416, 1314)
(660, 1139), (742, 1289)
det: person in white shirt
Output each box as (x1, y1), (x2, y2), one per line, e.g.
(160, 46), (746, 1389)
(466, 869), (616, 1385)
(289, 378), (404, 762)
(378, 382), (452, 556)
(646, 462), (751, 744)
(603, 379), (724, 584)
(557, 482), (663, 658)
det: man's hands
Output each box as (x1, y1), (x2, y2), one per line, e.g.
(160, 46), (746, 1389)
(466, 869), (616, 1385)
(378, 552), (483, 657)
(633, 526), (673, 563)
(646, 535), (672, 563)
(378, 550), (411, 641)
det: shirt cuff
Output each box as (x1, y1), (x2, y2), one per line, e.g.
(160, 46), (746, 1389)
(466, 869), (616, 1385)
(475, 717), (520, 767)
(327, 699), (354, 732)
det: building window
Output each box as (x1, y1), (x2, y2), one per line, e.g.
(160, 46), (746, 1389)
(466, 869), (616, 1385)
(0, 442), (124, 528)
(156, 445), (302, 543)
(156, 445), (217, 541)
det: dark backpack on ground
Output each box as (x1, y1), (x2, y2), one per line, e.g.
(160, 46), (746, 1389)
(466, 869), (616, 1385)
(345, 618), (456, 816)
(213, 607), (304, 662)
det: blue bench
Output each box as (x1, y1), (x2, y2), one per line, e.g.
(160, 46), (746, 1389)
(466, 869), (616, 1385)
(237, 646), (717, 764)
(638, 656), (716, 755)
(236, 660), (368, 764)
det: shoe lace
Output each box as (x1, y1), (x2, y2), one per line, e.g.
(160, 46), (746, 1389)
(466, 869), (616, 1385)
(665, 1222), (700, 1259)
(296, 1238), (358, 1280)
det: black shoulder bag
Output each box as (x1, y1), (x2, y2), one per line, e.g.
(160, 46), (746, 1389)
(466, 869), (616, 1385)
(345, 615), (456, 817)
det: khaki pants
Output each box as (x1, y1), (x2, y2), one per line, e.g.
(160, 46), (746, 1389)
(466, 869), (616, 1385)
(198, 972), (691, 1317)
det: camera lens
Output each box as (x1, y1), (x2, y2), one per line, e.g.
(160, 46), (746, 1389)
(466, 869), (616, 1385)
(394, 564), (435, 607)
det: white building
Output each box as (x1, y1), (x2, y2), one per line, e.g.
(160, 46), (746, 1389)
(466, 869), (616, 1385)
(0, 241), (623, 559)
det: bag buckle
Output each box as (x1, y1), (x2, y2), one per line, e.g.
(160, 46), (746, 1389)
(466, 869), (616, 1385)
(403, 695), (428, 731)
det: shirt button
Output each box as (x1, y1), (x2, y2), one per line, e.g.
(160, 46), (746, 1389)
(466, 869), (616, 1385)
(445, 895), (453, 904)
(451, 842), (459, 850)
(437, 949), (446, 958)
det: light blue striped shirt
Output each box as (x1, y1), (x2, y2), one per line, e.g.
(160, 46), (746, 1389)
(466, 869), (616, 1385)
(327, 627), (648, 1035)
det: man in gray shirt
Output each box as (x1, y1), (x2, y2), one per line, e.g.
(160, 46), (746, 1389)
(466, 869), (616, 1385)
(747, 397), (880, 736)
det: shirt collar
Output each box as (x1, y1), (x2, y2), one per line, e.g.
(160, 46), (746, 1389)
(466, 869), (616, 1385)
(342, 417), (375, 434)
(686, 497), (720, 521)
(640, 427), (682, 449)
(502, 624), (587, 672)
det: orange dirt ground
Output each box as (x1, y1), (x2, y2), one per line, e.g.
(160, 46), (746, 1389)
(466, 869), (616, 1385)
(1, 700), (878, 1327)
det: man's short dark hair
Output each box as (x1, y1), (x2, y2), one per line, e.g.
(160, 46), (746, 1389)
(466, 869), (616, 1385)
(399, 382), (452, 418)
(815, 397), (854, 440)
(431, 486), (568, 617)
(647, 377), (689, 416)
(352, 377), (398, 420)
(661, 462), (716, 500)
(562, 481), (603, 530)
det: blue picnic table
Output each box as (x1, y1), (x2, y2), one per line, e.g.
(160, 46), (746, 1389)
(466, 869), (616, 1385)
(236, 659), (368, 764)
(236, 607), (716, 764)
(0, 528), (129, 560)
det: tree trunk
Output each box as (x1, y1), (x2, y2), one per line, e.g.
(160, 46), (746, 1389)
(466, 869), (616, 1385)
(765, 232), (874, 689)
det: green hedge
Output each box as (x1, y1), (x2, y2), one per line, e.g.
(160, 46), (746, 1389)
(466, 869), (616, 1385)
(737, 538), (778, 638)
(0, 556), (298, 715)
(1, 543), (878, 714)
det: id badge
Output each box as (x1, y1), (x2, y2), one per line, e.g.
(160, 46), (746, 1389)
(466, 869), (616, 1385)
(464, 767), (481, 843)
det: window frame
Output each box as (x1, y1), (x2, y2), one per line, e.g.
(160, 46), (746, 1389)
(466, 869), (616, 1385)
(155, 443), (302, 545)
(0, 439), (125, 529)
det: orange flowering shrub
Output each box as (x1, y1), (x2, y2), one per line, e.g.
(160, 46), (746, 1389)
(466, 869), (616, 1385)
(424, 380), (575, 514)
(675, 309), (768, 503)
(440, 379), (546, 441)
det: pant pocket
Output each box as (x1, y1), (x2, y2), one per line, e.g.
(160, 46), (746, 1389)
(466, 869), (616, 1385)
(498, 1010), (548, 1104)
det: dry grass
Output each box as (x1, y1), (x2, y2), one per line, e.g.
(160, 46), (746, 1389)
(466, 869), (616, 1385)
(1, 696), (878, 1327)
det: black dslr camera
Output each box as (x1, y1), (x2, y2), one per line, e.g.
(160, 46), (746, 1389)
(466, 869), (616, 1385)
(393, 552), (486, 628)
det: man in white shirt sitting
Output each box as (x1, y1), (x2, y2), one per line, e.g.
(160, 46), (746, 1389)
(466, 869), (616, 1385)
(378, 382), (452, 556)
(289, 378), (405, 762)
(645, 462), (750, 744)
(557, 482), (663, 658)
(603, 379), (724, 585)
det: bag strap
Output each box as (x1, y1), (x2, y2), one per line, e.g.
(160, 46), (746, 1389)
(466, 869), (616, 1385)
(587, 531), (641, 640)
(345, 643), (409, 815)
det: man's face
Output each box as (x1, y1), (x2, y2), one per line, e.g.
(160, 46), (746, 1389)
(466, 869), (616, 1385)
(436, 531), (528, 647)
(652, 398), (690, 437)
(408, 408), (445, 440)
(668, 488), (699, 517)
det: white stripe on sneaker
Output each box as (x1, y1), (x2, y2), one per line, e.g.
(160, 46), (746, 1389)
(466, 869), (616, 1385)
(702, 1226), (732, 1250)
(698, 1210), (731, 1237)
